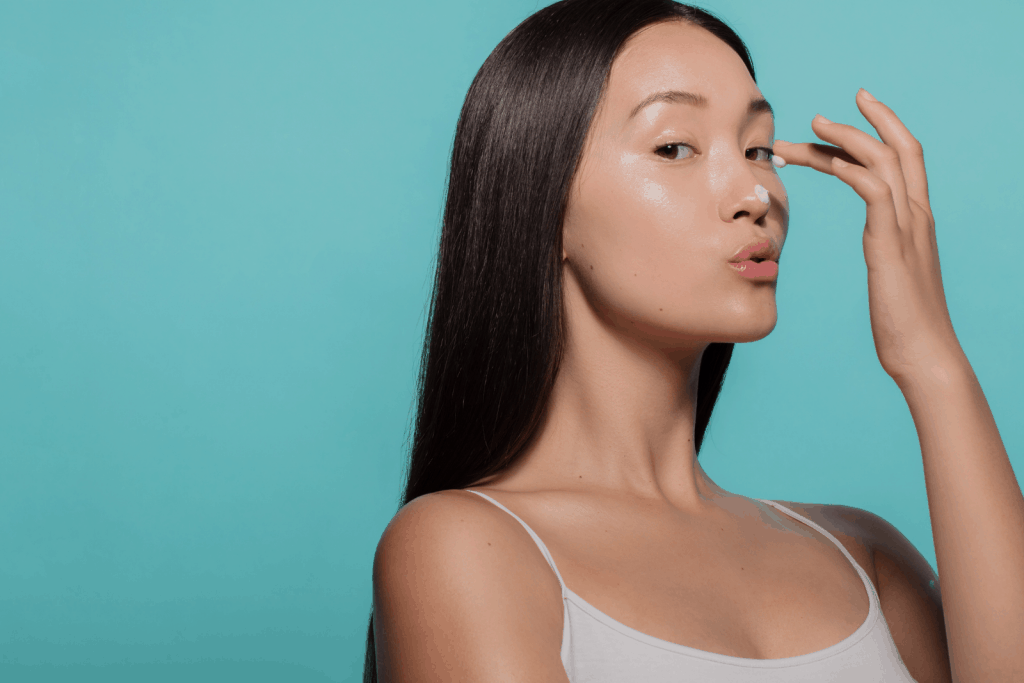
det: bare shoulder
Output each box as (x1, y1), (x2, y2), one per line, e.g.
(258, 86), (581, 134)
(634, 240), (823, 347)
(372, 489), (568, 683)
(769, 500), (875, 556)
(773, 499), (952, 683)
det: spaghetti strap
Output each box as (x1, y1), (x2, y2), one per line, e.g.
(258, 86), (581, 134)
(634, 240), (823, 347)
(756, 498), (879, 607)
(465, 489), (568, 595)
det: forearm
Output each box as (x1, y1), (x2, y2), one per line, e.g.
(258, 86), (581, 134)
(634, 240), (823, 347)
(895, 351), (1024, 683)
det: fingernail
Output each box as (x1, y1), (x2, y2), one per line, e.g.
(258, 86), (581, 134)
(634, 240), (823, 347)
(814, 114), (832, 124)
(859, 88), (877, 102)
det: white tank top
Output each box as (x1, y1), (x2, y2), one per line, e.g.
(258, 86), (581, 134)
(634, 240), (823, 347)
(466, 489), (918, 682)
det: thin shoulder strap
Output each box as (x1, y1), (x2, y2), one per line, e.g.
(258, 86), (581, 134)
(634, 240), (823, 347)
(465, 489), (568, 595)
(756, 498), (878, 603)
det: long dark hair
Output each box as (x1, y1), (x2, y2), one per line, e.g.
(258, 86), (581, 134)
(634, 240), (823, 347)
(365, 1), (756, 679)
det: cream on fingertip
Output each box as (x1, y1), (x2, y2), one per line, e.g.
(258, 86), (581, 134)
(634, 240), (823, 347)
(772, 154), (787, 168)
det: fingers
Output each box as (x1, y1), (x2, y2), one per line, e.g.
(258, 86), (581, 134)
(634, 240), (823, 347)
(773, 140), (858, 175)
(809, 114), (915, 233)
(854, 89), (931, 212)
(830, 157), (900, 246)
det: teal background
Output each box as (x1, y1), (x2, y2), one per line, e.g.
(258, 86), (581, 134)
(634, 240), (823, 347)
(1, 0), (1020, 680)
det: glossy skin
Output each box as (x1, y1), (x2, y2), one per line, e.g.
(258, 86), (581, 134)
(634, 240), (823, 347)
(524, 18), (786, 512)
(373, 20), (965, 683)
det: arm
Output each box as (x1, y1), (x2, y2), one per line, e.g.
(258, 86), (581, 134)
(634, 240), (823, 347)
(776, 88), (1024, 682)
(892, 354), (1024, 683)
(372, 490), (571, 683)
(785, 311), (1023, 681)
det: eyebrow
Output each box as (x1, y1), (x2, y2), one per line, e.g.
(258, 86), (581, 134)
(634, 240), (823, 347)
(627, 89), (774, 121)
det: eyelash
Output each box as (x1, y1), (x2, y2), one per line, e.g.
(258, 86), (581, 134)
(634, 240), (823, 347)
(654, 143), (775, 163)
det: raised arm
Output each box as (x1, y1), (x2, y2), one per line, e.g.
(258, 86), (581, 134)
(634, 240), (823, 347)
(776, 88), (1024, 683)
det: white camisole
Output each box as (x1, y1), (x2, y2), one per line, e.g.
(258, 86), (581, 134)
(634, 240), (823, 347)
(466, 489), (918, 682)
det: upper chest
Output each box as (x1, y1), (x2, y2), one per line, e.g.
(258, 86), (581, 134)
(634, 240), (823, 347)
(495, 493), (879, 660)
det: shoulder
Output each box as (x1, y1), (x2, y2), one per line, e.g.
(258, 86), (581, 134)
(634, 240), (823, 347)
(372, 489), (567, 682)
(772, 498), (941, 595)
(374, 489), (512, 568)
(373, 489), (562, 594)
(772, 499), (952, 683)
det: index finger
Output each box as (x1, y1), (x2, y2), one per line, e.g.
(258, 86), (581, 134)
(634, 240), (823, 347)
(772, 140), (859, 175)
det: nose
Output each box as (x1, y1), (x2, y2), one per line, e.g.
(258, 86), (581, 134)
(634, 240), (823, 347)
(721, 180), (771, 224)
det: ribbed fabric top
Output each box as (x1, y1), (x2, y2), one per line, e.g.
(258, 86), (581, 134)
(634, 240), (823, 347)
(466, 489), (918, 682)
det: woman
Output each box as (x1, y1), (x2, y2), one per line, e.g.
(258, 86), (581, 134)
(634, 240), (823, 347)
(367, 1), (1023, 681)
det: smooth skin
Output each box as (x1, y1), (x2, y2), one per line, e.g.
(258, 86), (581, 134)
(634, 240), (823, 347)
(374, 19), (1023, 683)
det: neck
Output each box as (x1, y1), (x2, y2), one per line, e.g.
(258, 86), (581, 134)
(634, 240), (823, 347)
(484, 268), (731, 515)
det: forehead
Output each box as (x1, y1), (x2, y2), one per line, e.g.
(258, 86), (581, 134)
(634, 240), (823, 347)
(603, 20), (761, 122)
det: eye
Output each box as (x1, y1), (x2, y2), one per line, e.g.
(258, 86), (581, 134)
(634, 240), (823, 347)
(654, 143), (695, 161)
(747, 146), (775, 163)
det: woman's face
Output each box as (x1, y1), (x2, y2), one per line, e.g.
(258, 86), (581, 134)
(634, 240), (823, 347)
(563, 20), (789, 349)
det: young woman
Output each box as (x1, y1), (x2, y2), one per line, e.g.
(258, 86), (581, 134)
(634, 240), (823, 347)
(366, 1), (1023, 681)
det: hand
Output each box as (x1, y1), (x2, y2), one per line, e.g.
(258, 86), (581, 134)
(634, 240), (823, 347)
(774, 89), (963, 385)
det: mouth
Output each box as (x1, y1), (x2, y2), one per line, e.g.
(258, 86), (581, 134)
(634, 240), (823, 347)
(729, 238), (780, 264)
(729, 258), (779, 279)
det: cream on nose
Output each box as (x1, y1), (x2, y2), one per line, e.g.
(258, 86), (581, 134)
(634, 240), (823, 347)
(754, 184), (770, 205)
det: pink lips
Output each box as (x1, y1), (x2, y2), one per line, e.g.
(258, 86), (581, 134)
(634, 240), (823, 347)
(729, 260), (779, 279)
(728, 237), (779, 279)
(730, 239), (774, 263)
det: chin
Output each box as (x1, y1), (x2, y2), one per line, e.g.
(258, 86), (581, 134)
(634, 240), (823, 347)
(726, 325), (776, 344)
(724, 313), (778, 343)
(639, 313), (778, 350)
(708, 304), (778, 343)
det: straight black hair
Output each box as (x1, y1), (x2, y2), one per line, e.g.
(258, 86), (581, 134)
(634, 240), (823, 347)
(365, 1), (756, 679)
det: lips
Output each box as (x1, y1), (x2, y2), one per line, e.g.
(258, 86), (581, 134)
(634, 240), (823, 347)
(730, 260), (779, 279)
(729, 238), (779, 264)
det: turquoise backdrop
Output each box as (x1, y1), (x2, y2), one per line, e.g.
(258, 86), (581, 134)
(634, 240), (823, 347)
(1, 1), (1021, 681)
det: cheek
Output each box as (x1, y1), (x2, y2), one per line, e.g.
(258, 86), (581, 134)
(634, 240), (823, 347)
(640, 177), (667, 203)
(579, 158), (696, 252)
(565, 162), (720, 315)
(767, 175), (789, 236)
(768, 171), (788, 205)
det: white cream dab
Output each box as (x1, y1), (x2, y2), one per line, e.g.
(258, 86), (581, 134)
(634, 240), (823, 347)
(754, 184), (770, 205)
